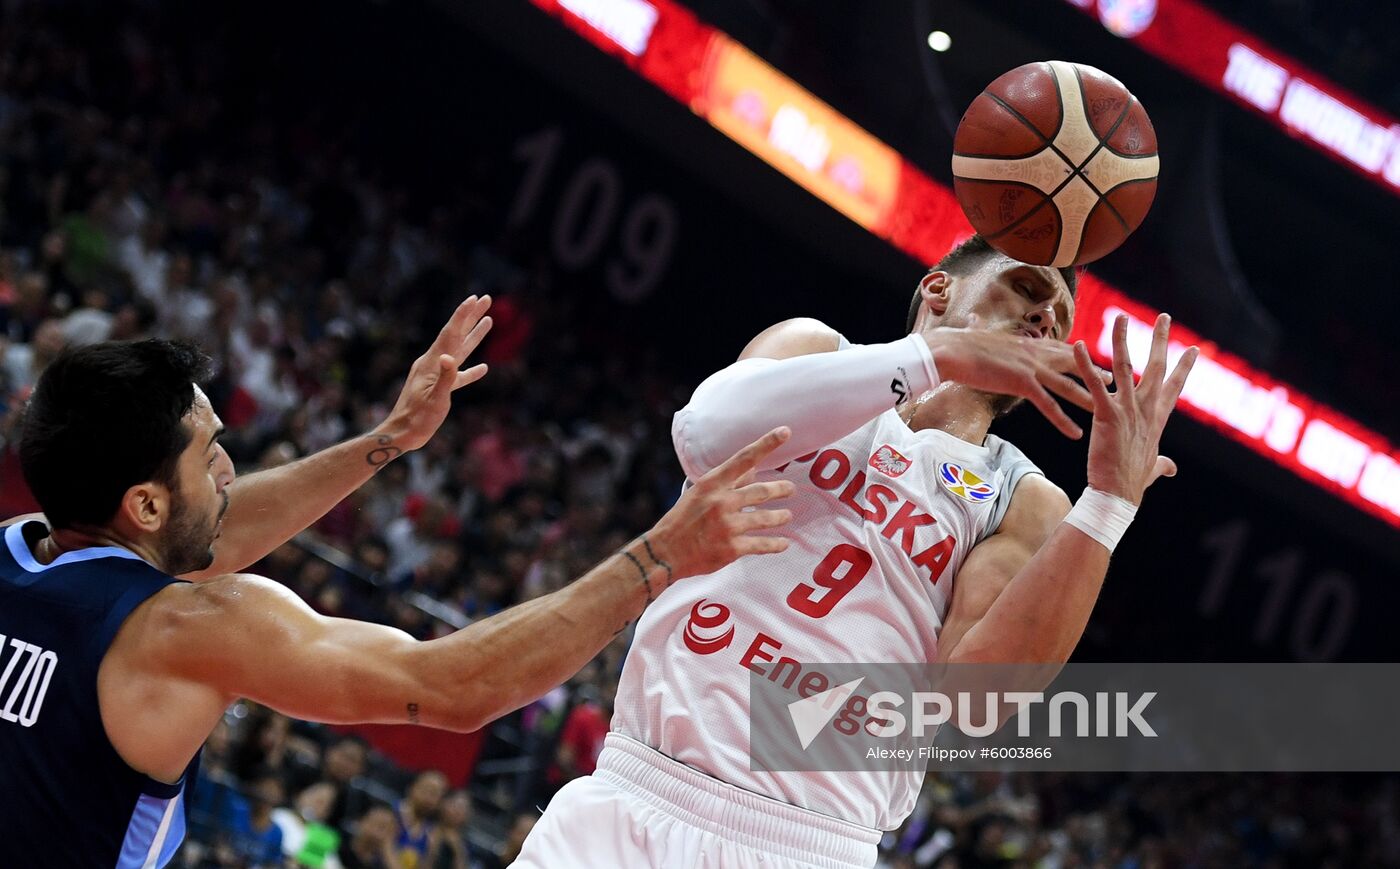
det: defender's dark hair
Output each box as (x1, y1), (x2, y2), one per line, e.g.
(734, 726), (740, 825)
(19, 339), (211, 529)
(905, 235), (1078, 333)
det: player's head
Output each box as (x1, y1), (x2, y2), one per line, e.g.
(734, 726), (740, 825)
(905, 235), (1076, 337)
(905, 235), (1077, 416)
(19, 339), (233, 575)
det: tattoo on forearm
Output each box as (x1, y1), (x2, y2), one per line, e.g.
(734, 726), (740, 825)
(406, 702), (420, 724)
(640, 535), (673, 588)
(622, 549), (655, 606)
(367, 434), (404, 468)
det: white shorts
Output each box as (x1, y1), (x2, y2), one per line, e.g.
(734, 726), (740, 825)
(511, 733), (881, 869)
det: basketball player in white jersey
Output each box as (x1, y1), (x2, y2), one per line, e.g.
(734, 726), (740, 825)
(513, 235), (1198, 868)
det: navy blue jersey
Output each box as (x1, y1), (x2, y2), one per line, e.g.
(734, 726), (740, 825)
(0, 520), (199, 867)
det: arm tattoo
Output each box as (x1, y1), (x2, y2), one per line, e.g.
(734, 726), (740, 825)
(406, 702), (420, 724)
(367, 434), (404, 468)
(621, 549), (655, 606)
(640, 535), (673, 588)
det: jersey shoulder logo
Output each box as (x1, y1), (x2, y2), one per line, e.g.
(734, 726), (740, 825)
(938, 461), (996, 503)
(869, 445), (913, 478)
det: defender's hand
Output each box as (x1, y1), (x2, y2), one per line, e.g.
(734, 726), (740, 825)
(648, 427), (796, 582)
(926, 321), (1110, 440)
(378, 295), (494, 452)
(1074, 313), (1198, 505)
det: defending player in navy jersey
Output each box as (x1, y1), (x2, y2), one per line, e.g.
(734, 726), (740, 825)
(0, 297), (800, 867)
(515, 237), (1199, 868)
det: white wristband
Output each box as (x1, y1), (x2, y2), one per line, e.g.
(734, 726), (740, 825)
(1063, 487), (1138, 553)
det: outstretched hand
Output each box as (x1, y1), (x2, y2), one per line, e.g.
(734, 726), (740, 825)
(648, 426), (797, 582)
(379, 295), (494, 452)
(926, 319), (1112, 440)
(1074, 313), (1198, 505)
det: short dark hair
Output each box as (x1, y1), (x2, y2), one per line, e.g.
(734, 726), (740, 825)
(905, 235), (1078, 333)
(19, 339), (211, 529)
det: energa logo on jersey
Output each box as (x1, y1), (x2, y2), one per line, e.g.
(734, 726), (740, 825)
(869, 445), (912, 478)
(682, 600), (735, 655)
(938, 462), (996, 503)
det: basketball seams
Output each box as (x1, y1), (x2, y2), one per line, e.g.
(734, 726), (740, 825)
(1097, 193), (1130, 234)
(985, 91), (1054, 148)
(1044, 61), (1066, 141)
(982, 197), (1047, 243)
(1053, 177), (1098, 265)
(1063, 80), (1134, 198)
(1101, 98), (1155, 158)
(953, 146), (1048, 161)
(1099, 176), (1157, 231)
(1074, 65), (1133, 146)
(951, 177), (1052, 241)
(1055, 85), (1140, 236)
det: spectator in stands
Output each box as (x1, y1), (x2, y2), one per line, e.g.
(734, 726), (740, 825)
(3, 316), (65, 393)
(340, 804), (404, 869)
(426, 790), (474, 869)
(385, 494), (455, 581)
(549, 677), (614, 788)
(273, 782), (342, 867)
(233, 773), (286, 868)
(322, 737), (371, 834)
(396, 770), (448, 865)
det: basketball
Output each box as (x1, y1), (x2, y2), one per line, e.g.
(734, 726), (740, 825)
(952, 60), (1159, 268)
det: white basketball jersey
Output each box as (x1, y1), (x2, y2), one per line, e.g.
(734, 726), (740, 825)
(612, 403), (1043, 831)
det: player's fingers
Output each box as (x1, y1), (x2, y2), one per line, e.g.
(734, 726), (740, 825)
(733, 535), (790, 556)
(457, 312), (493, 362)
(1141, 313), (1170, 387)
(710, 426), (792, 482)
(1159, 345), (1199, 411)
(730, 508), (793, 532)
(1111, 313), (1135, 392)
(427, 353), (457, 401)
(1149, 455), (1177, 485)
(735, 479), (795, 507)
(1041, 368), (1095, 414)
(453, 363), (489, 390)
(1044, 338), (1111, 383)
(1074, 341), (1113, 408)
(428, 296), (480, 357)
(1028, 387), (1083, 440)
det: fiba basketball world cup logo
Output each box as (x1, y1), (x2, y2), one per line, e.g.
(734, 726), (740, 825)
(682, 600), (735, 655)
(1098, 0), (1157, 38)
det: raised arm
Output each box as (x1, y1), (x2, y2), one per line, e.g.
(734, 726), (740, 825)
(181, 296), (493, 580)
(938, 314), (1198, 669)
(672, 318), (935, 478)
(673, 316), (1108, 479)
(103, 428), (796, 781)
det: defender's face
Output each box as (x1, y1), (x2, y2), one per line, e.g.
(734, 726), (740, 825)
(163, 387), (234, 574)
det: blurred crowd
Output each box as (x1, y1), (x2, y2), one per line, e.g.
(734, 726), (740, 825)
(0, 2), (1398, 867)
